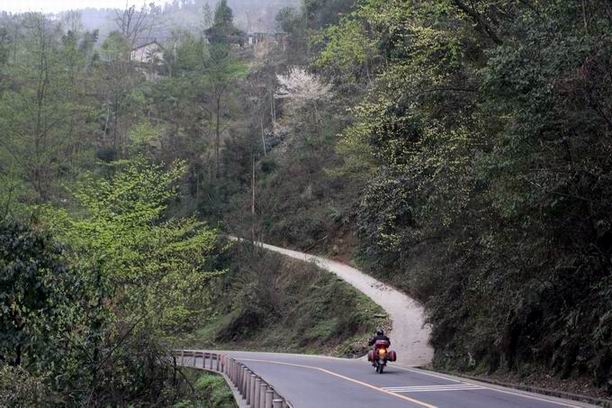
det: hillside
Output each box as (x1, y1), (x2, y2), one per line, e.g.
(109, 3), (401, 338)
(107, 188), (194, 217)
(0, 0), (610, 405)
(203, 0), (612, 397)
(52, 0), (299, 45)
(182, 242), (387, 357)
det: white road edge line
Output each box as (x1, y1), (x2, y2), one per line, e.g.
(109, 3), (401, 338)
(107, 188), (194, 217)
(382, 386), (485, 391)
(392, 388), (488, 393)
(397, 368), (587, 408)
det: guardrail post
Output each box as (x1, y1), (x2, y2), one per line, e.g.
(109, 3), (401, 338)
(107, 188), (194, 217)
(272, 399), (283, 408)
(245, 371), (251, 405)
(242, 366), (247, 394)
(232, 359), (237, 383)
(233, 360), (238, 384)
(249, 374), (256, 407)
(239, 365), (245, 395)
(254, 378), (261, 408)
(209, 353), (214, 370)
(180, 349), (184, 366)
(259, 383), (267, 408)
(265, 389), (274, 408)
(216, 354), (220, 371)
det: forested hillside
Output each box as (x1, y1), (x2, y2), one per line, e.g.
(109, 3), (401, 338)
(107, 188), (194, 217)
(50, 0), (298, 44)
(204, 0), (612, 394)
(1, 0), (611, 404)
(0, 2), (382, 405)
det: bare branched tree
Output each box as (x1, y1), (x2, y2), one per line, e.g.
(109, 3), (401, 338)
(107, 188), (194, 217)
(113, 2), (157, 48)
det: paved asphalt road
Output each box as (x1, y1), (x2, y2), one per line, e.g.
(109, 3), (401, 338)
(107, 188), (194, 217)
(216, 351), (596, 408)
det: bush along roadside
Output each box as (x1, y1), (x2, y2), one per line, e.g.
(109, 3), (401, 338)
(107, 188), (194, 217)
(173, 370), (237, 408)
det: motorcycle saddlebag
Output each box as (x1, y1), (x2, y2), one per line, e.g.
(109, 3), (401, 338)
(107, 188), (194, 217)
(388, 350), (397, 362)
(367, 350), (375, 362)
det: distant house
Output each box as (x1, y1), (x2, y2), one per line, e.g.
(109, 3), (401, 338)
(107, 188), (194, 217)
(130, 40), (165, 81)
(247, 32), (288, 52)
(130, 40), (164, 65)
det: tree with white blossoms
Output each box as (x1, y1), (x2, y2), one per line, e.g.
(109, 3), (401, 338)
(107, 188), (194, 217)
(275, 67), (332, 143)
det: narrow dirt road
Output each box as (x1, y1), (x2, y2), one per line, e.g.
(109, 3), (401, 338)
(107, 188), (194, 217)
(252, 240), (434, 367)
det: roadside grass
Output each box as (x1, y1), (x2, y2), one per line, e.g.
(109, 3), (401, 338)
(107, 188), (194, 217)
(180, 242), (388, 358)
(173, 370), (237, 408)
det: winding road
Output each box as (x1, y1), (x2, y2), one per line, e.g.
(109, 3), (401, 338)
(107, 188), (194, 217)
(220, 351), (594, 408)
(216, 240), (597, 408)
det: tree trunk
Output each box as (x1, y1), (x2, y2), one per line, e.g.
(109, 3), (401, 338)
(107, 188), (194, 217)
(215, 94), (221, 178)
(260, 114), (267, 156)
(251, 154), (256, 241)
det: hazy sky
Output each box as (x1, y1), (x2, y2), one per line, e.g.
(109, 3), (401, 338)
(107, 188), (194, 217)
(0, 0), (171, 13)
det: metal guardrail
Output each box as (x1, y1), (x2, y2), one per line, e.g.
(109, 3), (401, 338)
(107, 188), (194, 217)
(174, 350), (293, 408)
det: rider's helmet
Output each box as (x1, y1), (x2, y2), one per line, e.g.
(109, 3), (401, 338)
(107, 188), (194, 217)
(376, 328), (384, 336)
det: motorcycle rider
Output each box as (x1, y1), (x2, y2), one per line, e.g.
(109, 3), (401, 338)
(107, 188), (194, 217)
(368, 328), (393, 369)
(368, 328), (391, 347)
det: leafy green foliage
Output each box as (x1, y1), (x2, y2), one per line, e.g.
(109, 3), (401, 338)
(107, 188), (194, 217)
(0, 14), (97, 203)
(0, 158), (225, 405)
(46, 158), (222, 333)
(205, 0), (245, 46)
(0, 364), (50, 407)
(0, 221), (98, 406)
(193, 372), (236, 408)
(174, 371), (237, 408)
(315, 0), (612, 388)
(0, 222), (85, 368)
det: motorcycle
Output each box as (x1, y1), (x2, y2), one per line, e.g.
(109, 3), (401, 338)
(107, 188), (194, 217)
(367, 339), (397, 374)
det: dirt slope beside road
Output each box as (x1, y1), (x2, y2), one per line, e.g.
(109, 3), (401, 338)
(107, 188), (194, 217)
(251, 240), (434, 367)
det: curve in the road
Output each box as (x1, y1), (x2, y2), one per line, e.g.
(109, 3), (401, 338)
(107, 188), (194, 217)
(213, 240), (598, 407)
(250, 239), (434, 367)
(219, 351), (595, 408)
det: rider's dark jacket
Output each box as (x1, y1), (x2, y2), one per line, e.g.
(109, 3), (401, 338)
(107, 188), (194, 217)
(368, 334), (391, 346)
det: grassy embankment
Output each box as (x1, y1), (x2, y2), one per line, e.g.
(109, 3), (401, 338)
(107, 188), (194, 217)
(180, 242), (388, 358)
(174, 371), (237, 408)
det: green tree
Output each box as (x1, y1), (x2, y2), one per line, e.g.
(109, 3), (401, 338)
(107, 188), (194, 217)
(205, 0), (244, 45)
(96, 31), (141, 157)
(46, 158), (222, 333)
(0, 14), (96, 203)
(0, 222), (85, 367)
(311, 0), (612, 388)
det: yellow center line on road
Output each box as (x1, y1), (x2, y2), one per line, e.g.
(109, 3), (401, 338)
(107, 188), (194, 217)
(239, 357), (437, 408)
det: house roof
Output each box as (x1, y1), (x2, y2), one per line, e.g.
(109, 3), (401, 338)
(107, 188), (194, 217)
(132, 39), (164, 51)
